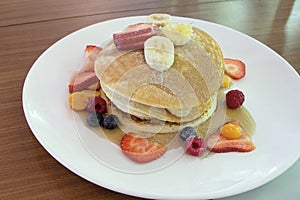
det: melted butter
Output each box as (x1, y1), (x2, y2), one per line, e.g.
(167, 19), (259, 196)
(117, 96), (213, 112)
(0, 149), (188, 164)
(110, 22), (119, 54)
(78, 91), (256, 148)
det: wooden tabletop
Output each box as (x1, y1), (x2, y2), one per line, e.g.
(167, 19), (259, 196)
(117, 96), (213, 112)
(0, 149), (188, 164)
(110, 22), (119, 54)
(1, 0), (299, 199)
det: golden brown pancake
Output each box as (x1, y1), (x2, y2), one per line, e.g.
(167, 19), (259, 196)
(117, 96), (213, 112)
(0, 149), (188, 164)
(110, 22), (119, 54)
(94, 26), (224, 133)
(100, 89), (218, 135)
(102, 83), (215, 123)
(110, 95), (218, 135)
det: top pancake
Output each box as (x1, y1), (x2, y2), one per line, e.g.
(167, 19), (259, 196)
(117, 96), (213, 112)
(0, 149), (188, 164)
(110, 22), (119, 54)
(94, 27), (224, 110)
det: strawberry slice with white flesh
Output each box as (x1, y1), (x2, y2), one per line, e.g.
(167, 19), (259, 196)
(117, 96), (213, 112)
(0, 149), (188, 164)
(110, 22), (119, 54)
(85, 45), (102, 61)
(113, 23), (157, 50)
(124, 23), (156, 32)
(68, 72), (99, 93)
(224, 58), (246, 80)
(82, 45), (102, 72)
(120, 133), (167, 163)
(82, 58), (95, 72)
(206, 122), (255, 153)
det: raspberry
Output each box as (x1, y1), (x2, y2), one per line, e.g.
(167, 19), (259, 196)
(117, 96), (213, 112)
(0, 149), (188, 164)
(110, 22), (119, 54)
(185, 136), (206, 156)
(226, 90), (245, 109)
(86, 96), (107, 114)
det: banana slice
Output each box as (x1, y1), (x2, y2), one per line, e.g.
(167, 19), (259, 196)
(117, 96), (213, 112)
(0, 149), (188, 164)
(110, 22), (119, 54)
(144, 36), (174, 71)
(163, 22), (193, 46)
(147, 13), (171, 26)
(68, 90), (100, 111)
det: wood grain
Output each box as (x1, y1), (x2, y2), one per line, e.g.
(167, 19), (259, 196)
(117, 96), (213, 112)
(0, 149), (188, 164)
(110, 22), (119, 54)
(0, 0), (224, 26)
(0, 0), (299, 199)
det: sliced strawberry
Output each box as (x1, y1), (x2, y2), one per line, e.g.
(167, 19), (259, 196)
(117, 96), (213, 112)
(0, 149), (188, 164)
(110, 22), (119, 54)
(113, 23), (157, 50)
(114, 41), (148, 51)
(114, 32), (154, 46)
(120, 133), (167, 163)
(124, 23), (156, 32)
(68, 71), (98, 93)
(85, 45), (102, 61)
(82, 58), (95, 72)
(224, 58), (246, 80)
(206, 121), (255, 153)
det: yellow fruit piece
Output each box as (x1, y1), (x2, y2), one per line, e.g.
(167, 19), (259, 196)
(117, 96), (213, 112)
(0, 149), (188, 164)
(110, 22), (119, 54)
(165, 22), (193, 36)
(147, 13), (171, 26)
(163, 22), (193, 46)
(222, 75), (231, 88)
(68, 90), (100, 111)
(220, 123), (241, 139)
(80, 90), (101, 96)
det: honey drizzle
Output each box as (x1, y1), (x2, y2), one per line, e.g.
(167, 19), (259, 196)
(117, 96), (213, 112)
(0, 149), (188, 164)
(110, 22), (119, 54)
(77, 91), (256, 149)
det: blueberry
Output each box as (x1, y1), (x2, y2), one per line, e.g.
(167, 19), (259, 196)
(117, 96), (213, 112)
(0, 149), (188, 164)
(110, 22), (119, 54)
(179, 126), (197, 141)
(87, 112), (103, 127)
(103, 114), (119, 130)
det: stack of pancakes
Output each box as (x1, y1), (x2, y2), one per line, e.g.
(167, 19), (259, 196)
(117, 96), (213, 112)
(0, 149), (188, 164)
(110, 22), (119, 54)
(95, 27), (224, 135)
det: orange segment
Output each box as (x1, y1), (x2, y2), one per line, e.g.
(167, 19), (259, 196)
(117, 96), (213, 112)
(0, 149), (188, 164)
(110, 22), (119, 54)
(222, 75), (231, 88)
(220, 122), (241, 139)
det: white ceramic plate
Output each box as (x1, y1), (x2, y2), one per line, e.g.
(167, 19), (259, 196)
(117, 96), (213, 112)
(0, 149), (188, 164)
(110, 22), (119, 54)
(23, 16), (300, 199)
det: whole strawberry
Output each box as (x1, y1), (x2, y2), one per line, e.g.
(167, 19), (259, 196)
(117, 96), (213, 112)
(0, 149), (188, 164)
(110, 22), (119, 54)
(226, 89), (245, 109)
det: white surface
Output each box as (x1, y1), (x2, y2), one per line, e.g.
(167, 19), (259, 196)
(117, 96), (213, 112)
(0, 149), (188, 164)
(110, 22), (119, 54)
(221, 159), (300, 199)
(22, 16), (300, 199)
